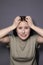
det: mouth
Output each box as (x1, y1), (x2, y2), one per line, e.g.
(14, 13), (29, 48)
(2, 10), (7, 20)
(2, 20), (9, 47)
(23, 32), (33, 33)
(20, 34), (27, 37)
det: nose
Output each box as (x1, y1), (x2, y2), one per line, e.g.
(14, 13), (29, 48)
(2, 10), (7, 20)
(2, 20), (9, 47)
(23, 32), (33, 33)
(22, 30), (25, 34)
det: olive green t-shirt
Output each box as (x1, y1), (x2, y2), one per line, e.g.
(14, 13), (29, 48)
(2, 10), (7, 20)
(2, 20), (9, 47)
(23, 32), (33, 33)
(9, 35), (38, 65)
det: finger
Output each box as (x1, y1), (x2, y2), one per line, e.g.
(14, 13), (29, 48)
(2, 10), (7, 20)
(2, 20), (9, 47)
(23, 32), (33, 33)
(26, 16), (31, 19)
(16, 16), (21, 20)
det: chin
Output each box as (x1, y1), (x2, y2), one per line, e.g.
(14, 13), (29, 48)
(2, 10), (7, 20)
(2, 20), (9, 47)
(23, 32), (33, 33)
(20, 37), (28, 41)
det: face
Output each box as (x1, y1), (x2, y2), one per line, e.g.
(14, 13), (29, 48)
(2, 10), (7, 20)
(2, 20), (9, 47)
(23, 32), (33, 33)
(16, 21), (30, 40)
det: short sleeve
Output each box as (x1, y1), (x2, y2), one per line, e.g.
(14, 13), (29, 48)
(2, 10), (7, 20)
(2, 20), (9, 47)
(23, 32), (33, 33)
(30, 35), (39, 48)
(34, 35), (39, 48)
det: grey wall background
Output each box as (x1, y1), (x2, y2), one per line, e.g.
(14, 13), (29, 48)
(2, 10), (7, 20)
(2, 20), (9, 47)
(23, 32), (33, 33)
(0, 0), (43, 29)
(0, 0), (43, 65)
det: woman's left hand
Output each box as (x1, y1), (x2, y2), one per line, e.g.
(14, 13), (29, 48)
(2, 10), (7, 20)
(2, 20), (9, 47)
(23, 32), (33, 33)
(26, 16), (34, 28)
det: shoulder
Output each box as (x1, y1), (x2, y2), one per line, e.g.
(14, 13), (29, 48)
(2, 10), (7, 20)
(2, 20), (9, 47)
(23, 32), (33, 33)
(9, 34), (16, 40)
(28, 35), (38, 45)
(30, 35), (39, 47)
(30, 35), (38, 40)
(9, 34), (17, 43)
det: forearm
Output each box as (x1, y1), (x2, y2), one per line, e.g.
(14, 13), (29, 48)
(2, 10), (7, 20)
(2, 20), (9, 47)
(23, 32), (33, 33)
(31, 25), (43, 37)
(0, 25), (15, 38)
(0, 38), (3, 42)
(0, 38), (8, 43)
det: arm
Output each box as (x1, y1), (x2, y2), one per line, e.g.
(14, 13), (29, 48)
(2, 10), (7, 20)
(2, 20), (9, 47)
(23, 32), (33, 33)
(37, 36), (43, 43)
(26, 16), (43, 43)
(30, 25), (43, 43)
(29, 25), (43, 43)
(0, 25), (15, 38)
(0, 35), (10, 43)
(0, 16), (21, 38)
(30, 25), (43, 37)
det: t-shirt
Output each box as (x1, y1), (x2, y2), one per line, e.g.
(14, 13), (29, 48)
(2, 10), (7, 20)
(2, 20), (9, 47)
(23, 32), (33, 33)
(9, 35), (38, 65)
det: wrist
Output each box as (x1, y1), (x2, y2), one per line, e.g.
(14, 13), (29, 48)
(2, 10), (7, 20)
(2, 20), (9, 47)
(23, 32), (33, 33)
(11, 25), (16, 30)
(30, 24), (37, 31)
(30, 24), (35, 29)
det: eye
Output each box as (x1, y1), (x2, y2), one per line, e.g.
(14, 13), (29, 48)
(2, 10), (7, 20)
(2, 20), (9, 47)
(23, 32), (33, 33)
(25, 27), (29, 29)
(18, 27), (22, 29)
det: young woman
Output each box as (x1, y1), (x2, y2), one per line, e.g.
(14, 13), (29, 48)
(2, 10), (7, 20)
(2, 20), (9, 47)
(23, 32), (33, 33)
(0, 16), (43, 65)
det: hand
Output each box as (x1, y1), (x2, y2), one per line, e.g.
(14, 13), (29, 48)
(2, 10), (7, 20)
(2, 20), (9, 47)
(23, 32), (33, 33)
(12, 16), (21, 29)
(26, 16), (34, 28)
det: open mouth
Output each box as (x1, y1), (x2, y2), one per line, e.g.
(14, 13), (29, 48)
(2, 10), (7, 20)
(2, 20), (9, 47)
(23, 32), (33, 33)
(20, 34), (27, 37)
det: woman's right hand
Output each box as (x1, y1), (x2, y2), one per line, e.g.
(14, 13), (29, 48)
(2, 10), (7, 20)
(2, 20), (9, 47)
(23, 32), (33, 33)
(12, 16), (21, 29)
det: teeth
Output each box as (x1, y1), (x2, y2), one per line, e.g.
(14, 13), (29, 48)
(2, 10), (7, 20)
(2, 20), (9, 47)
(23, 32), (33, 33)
(21, 35), (26, 37)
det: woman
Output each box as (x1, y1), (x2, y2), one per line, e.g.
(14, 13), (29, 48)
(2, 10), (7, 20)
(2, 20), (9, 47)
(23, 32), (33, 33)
(0, 16), (43, 65)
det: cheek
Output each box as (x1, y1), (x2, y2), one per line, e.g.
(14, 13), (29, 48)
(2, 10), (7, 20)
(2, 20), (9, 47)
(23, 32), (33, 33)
(16, 29), (22, 35)
(26, 29), (30, 34)
(25, 29), (30, 37)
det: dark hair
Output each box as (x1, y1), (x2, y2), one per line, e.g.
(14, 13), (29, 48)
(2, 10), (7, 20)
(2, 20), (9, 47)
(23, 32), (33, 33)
(13, 16), (36, 36)
(20, 16), (26, 21)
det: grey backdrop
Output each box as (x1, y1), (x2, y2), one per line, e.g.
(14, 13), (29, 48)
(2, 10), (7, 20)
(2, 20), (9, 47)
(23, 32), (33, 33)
(0, 0), (43, 65)
(0, 0), (43, 28)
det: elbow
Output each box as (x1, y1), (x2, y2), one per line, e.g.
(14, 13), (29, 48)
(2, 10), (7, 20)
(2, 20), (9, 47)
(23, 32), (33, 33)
(0, 36), (10, 43)
(3, 37), (10, 43)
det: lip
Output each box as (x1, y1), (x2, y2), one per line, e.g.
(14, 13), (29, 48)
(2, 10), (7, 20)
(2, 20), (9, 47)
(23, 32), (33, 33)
(20, 34), (27, 37)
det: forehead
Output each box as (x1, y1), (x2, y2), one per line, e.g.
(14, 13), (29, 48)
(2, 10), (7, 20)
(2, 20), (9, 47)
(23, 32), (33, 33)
(18, 21), (28, 27)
